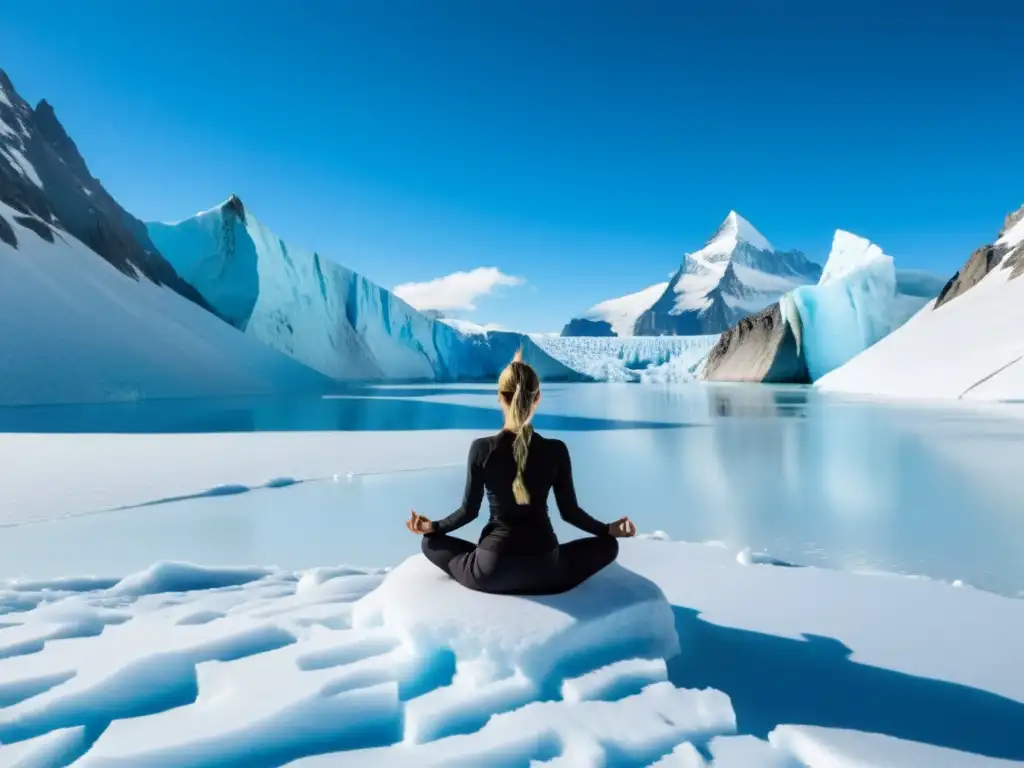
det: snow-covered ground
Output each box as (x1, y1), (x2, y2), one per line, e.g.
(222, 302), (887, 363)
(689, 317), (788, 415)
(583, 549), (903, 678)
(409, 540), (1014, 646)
(532, 337), (720, 382)
(2, 387), (1024, 764)
(0, 538), (1020, 767)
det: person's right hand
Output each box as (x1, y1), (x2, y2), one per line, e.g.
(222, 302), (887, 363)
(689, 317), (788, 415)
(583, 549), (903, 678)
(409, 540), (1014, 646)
(608, 516), (636, 538)
(406, 509), (434, 535)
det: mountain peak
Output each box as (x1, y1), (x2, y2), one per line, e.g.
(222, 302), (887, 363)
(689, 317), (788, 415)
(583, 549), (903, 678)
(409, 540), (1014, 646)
(712, 210), (773, 253)
(223, 194), (246, 220)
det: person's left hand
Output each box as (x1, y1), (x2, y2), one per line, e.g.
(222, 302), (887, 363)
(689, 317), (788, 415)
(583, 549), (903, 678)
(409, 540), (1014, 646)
(608, 516), (637, 538)
(407, 509), (434, 535)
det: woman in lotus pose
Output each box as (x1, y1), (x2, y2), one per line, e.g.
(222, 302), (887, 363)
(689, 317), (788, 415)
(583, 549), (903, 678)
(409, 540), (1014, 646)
(407, 351), (635, 595)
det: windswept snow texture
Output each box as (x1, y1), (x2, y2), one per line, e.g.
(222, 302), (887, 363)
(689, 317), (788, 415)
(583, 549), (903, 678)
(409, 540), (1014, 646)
(148, 200), (580, 383)
(819, 207), (1024, 401)
(0, 201), (334, 406)
(1, 540), (1021, 766)
(635, 211), (822, 336)
(789, 231), (942, 382)
(534, 335), (719, 382)
(561, 281), (669, 337)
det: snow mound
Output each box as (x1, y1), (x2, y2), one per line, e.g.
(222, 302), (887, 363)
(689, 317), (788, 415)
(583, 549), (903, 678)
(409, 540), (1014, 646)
(107, 562), (273, 597)
(533, 335), (719, 382)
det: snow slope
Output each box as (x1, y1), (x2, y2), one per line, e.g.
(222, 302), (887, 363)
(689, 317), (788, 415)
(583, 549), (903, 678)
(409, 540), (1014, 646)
(534, 335), (719, 382)
(819, 206), (1024, 401)
(635, 212), (822, 336)
(148, 199), (581, 383)
(0, 539), (1020, 766)
(0, 201), (333, 406)
(561, 281), (669, 337)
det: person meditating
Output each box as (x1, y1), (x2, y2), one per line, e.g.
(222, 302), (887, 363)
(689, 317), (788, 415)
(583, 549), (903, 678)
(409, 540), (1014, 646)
(406, 351), (636, 595)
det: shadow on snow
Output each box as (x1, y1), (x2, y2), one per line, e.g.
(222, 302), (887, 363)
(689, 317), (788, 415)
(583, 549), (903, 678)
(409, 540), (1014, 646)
(667, 605), (1024, 762)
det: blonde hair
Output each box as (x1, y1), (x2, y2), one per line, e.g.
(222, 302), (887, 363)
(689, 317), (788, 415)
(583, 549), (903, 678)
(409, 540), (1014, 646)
(497, 348), (540, 504)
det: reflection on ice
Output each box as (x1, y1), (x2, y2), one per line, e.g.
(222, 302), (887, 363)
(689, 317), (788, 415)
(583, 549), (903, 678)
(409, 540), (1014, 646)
(2, 384), (1024, 596)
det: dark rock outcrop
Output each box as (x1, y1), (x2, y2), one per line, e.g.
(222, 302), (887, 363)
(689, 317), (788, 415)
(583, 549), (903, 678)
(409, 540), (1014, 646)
(701, 302), (809, 384)
(12, 215), (54, 242)
(934, 203), (1024, 308)
(0, 213), (15, 248)
(560, 317), (615, 336)
(0, 69), (213, 313)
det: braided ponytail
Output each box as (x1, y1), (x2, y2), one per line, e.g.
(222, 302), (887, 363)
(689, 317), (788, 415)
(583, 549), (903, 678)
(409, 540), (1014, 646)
(498, 349), (540, 505)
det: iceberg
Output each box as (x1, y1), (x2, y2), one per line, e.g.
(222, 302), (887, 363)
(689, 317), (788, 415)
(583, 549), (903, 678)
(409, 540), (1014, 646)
(788, 231), (900, 381)
(147, 198), (581, 384)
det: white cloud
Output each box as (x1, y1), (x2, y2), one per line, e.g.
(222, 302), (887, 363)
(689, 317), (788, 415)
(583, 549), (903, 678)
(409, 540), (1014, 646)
(393, 267), (525, 311)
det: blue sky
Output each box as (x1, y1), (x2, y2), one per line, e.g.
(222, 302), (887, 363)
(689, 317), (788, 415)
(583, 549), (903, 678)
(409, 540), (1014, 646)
(2, 1), (1021, 332)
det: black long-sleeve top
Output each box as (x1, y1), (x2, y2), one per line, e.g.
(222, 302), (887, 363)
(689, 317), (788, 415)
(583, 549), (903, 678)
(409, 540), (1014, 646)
(429, 431), (610, 554)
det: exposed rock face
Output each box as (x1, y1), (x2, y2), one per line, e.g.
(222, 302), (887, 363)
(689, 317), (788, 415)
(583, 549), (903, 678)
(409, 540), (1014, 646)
(934, 245), (1003, 308)
(0, 213), (17, 248)
(701, 302), (809, 384)
(935, 204), (1024, 307)
(0, 69), (212, 312)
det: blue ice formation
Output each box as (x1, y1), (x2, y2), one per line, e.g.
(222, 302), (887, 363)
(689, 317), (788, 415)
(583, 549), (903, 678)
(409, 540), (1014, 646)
(148, 198), (580, 383)
(788, 231), (940, 381)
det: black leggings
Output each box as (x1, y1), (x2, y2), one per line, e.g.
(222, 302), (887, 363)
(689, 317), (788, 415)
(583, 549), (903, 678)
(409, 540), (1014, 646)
(421, 534), (619, 595)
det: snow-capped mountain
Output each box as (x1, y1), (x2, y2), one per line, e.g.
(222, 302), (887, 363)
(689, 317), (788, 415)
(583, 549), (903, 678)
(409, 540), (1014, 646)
(819, 203), (1024, 401)
(147, 199), (581, 383)
(0, 69), (209, 310)
(561, 282), (669, 337)
(634, 211), (823, 335)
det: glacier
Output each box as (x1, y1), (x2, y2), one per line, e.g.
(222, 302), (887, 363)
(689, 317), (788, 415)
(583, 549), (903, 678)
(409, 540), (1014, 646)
(788, 230), (901, 382)
(533, 335), (720, 382)
(147, 198), (581, 384)
(0, 200), (334, 406)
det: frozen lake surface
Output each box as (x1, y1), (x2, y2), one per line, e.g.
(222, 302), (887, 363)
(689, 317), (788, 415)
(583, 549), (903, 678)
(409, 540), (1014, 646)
(2, 383), (1023, 597)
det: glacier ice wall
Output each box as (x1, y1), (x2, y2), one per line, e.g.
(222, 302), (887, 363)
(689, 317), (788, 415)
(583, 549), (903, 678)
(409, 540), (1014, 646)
(148, 199), (581, 383)
(533, 335), (720, 382)
(789, 231), (938, 382)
